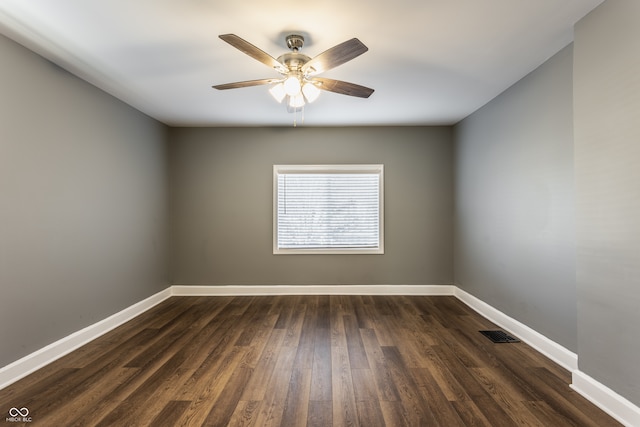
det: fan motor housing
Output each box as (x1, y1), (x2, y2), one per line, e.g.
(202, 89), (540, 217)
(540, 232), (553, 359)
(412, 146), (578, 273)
(277, 52), (310, 71)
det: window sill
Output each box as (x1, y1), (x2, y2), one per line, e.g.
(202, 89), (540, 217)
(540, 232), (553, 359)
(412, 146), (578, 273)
(273, 247), (384, 255)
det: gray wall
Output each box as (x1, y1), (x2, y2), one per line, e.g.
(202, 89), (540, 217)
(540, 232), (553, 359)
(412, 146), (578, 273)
(0, 34), (170, 367)
(574, 0), (640, 406)
(169, 126), (453, 286)
(454, 45), (577, 351)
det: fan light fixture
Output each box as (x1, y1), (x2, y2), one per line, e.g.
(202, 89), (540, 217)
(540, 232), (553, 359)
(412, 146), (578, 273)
(269, 76), (321, 108)
(272, 73), (318, 108)
(213, 33), (375, 115)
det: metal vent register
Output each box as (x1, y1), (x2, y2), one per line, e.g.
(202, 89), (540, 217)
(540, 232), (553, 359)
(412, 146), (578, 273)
(479, 330), (520, 343)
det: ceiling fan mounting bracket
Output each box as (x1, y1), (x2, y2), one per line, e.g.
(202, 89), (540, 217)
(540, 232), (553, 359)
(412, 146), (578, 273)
(285, 34), (305, 52)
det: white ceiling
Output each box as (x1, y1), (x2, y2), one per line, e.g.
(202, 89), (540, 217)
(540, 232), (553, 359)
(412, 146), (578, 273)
(0, 0), (603, 127)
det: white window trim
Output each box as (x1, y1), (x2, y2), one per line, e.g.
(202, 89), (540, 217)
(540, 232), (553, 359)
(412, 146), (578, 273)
(273, 164), (384, 255)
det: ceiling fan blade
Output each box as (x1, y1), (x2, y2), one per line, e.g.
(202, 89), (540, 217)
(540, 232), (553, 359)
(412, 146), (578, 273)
(312, 77), (374, 98)
(219, 34), (288, 74)
(213, 78), (280, 90)
(302, 38), (368, 76)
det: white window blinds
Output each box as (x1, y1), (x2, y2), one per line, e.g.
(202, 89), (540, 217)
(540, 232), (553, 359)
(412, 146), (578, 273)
(274, 165), (384, 254)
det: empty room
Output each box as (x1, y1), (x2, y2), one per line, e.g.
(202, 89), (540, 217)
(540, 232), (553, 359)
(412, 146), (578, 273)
(1, 0), (639, 426)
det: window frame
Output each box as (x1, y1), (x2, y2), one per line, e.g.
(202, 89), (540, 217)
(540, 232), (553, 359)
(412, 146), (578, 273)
(273, 164), (385, 255)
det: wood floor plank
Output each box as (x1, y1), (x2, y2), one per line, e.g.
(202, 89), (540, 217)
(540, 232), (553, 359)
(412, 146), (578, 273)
(0, 324), (159, 415)
(451, 399), (495, 427)
(178, 347), (249, 427)
(309, 327), (332, 401)
(148, 400), (192, 427)
(392, 326), (432, 369)
(329, 296), (348, 348)
(0, 295), (622, 427)
(271, 295), (296, 329)
(352, 295), (372, 329)
(416, 345), (472, 402)
(525, 366), (615, 427)
(382, 345), (441, 426)
(355, 400), (386, 427)
(307, 401), (332, 427)
(411, 367), (467, 426)
(316, 295), (330, 330)
(343, 314), (370, 369)
(237, 313), (281, 369)
(350, 368), (378, 402)
(379, 400), (412, 426)
(431, 343), (521, 426)
(123, 298), (229, 368)
(177, 321), (245, 400)
(523, 399), (581, 426)
(94, 342), (196, 426)
(202, 366), (253, 427)
(36, 367), (139, 426)
(292, 300), (318, 371)
(359, 327), (402, 402)
(280, 366), (312, 426)
(471, 365), (536, 407)
(234, 297), (274, 347)
(240, 329), (286, 401)
(470, 367), (546, 427)
(351, 369), (386, 427)
(369, 314), (397, 347)
(371, 295), (394, 316)
(331, 345), (358, 426)
(54, 297), (191, 372)
(227, 400), (260, 427)
(281, 299), (307, 348)
(251, 346), (297, 427)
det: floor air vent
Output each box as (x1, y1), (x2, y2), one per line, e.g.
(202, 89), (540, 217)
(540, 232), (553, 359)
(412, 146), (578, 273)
(479, 330), (520, 343)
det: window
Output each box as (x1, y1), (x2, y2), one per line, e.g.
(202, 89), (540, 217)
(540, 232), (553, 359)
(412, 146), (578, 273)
(273, 164), (384, 254)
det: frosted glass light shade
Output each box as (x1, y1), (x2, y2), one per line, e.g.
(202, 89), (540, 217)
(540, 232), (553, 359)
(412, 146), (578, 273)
(269, 83), (286, 103)
(283, 76), (302, 96)
(302, 82), (321, 103)
(289, 93), (305, 108)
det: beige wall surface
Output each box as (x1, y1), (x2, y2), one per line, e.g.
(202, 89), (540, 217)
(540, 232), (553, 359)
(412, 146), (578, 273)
(0, 34), (170, 367)
(574, 0), (640, 406)
(454, 45), (577, 351)
(169, 126), (453, 286)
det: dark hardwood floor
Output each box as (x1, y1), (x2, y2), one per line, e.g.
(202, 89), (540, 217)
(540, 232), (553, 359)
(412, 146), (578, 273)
(0, 295), (621, 426)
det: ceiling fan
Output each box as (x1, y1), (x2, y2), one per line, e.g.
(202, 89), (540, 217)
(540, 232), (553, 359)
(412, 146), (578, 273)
(213, 33), (374, 111)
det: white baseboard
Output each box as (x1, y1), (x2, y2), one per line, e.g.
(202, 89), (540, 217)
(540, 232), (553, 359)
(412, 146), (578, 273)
(0, 284), (450, 389)
(454, 286), (640, 425)
(171, 284), (455, 296)
(571, 370), (640, 427)
(453, 287), (578, 372)
(2, 283), (638, 427)
(0, 287), (172, 390)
